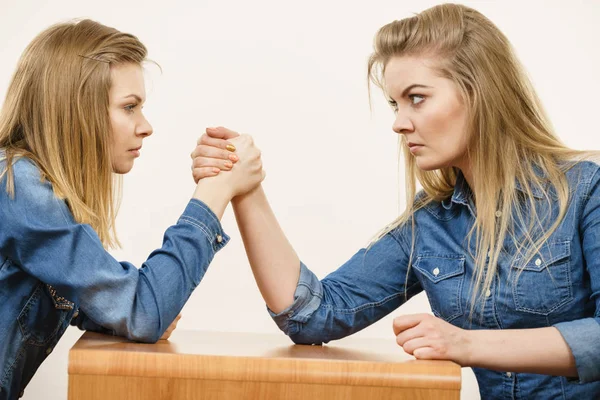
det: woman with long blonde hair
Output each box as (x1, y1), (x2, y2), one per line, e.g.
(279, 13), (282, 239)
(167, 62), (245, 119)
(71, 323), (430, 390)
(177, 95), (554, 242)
(0, 19), (264, 399)
(192, 4), (600, 398)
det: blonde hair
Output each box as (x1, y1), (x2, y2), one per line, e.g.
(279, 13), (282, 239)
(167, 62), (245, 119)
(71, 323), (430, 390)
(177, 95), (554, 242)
(0, 19), (148, 248)
(368, 4), (596, 315)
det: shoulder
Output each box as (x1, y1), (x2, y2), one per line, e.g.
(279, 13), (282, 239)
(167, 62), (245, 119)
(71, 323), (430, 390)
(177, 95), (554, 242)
(564, 160), (600, 185)
(1, 155), (50, 196)
(563, 160), (600, 197)
(0, 155), (67, 221)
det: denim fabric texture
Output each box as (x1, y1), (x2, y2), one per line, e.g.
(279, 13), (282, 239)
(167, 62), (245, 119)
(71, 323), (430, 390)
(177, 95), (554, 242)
(270, 161), (600, 399)
(0, 155), (229, 400)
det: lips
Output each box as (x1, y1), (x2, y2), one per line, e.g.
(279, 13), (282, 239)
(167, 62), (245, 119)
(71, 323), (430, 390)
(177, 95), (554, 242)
(407, 142), (424, 154)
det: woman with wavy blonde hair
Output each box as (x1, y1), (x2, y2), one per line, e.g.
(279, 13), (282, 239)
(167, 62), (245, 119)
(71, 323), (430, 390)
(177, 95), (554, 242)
(192, 3), (600, 398)
(0, 19), (264, 399)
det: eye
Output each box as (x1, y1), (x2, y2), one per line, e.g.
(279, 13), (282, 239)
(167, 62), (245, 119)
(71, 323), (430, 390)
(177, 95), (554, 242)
(124, 103), (138, 114)
(387, 99), (398, 112)
(409, 94), (425, 106)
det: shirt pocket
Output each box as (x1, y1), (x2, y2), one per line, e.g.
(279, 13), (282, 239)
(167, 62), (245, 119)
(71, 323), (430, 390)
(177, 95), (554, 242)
(17, 282), (70, 346)
(413, 254), (465, 322)
(511, 240), (573, 315)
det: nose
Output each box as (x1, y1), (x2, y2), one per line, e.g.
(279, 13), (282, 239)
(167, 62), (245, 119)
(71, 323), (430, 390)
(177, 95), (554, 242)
(392, 111), (414, 135)
(136, 114), (153, 138)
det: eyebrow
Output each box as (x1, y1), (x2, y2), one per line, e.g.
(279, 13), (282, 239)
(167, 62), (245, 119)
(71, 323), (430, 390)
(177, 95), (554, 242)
(122, 94), (143, 103)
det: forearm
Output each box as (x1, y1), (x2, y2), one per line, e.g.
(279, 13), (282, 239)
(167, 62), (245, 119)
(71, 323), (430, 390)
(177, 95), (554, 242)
(192, 179), (232, 219)
(232, 185), (300, 313)
(467, 327), (577, 377)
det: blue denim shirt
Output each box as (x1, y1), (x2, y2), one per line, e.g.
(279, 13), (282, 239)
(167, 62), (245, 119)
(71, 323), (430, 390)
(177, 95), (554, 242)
(270, 161), (600, 399)
(0, 155), (229, 400)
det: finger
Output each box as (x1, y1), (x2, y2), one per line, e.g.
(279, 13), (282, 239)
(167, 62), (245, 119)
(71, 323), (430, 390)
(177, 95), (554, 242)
(206, 126), (240, 140)
(413, 347), (439, 360)
(192, 156), (233, 170)
(199, 134), (237, 153)
(393, 313), (430, 336)
(191, 145), (239, 161)
(401, 337), (430, 355)
(395, 326), (425, 347)
(193, 167), (220, 183)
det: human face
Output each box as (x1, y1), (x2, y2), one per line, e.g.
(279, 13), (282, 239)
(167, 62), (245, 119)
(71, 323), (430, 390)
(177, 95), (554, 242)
(108, 63), (153, 174)
(384, 56), (469, 173)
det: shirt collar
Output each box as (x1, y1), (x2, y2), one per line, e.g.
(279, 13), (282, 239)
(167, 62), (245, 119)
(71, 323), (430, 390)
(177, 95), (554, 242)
(449, 169), (545, 209)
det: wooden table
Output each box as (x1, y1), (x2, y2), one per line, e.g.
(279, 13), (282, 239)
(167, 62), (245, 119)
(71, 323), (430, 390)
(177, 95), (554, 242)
(68, 330), (461, 400)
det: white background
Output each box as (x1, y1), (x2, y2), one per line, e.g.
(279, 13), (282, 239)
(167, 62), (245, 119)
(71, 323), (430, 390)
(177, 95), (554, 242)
(1, 1), (599, 399)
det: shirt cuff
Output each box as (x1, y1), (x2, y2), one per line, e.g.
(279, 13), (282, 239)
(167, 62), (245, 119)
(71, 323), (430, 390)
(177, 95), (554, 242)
(179, 199), (230, 253)
(554, 317), (600, 383)
(267, 262), (323, 335)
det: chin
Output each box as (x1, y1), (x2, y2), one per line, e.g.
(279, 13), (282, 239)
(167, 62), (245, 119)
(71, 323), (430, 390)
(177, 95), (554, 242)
(415, 158), (442, 171)
(112, 162), (134, 174)
(415, 155), (455, 172)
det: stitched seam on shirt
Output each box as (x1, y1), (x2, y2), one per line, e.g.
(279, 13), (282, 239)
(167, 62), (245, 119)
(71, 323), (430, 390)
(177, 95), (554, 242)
(178, 216), (216, 254)
(18, 284), (69, 347)
(17, 284), (43, 338)
(1, 345), (26, 391)
(511, 254), (573, 315)
(179, 216), (217, 254)
(189, 200), (220, 228)
(388, 229), (412, 262)
(296, 281), (323, 299)
(321, 282), (420, 314)
(423, 203), (459, 221)
(559, 376), (567, 400)
(580, 164), (600, 225)
(179, 216), (211, 236)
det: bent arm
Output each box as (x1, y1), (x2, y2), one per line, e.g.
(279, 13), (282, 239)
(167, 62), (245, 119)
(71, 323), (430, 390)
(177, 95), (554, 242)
(1, 159), (232, 343)
(232, 185), (421, 344)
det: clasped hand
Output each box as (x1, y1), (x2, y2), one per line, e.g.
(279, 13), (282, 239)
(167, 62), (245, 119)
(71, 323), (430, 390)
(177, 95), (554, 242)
(191, 127), (264, 198)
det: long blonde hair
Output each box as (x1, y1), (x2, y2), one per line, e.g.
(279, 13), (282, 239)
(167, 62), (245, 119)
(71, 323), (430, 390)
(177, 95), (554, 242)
(0, 19), (148, 248)
(368, 4), (594, 312)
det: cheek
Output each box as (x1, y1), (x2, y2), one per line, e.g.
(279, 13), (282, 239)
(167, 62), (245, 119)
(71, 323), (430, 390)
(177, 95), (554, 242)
(109, 111), (130, 147)
(425, 105), (467, 152)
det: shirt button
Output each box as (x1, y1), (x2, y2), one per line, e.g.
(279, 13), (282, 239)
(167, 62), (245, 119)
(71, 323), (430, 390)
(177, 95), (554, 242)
(506, 372), (512, 378)
(485, 289), (491, 298)
(216, 234), (223, 243)
(46, 347), (53, 355)
(433, 267), (440, 276)
(495, 210), (503, 218)
(72, 310), (79, 319)
(535, 258), (542, 266)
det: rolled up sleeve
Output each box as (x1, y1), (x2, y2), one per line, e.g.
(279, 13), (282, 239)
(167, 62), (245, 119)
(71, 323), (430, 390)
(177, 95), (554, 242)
(268, 228), (421, 345)
(268, 262), (323, 335)
(555, 166), (600, 382)
(554, 318), (600, 382)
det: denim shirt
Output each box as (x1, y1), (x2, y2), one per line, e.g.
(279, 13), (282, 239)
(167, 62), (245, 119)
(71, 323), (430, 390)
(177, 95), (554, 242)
(270, 161), (600, 400)
(0, 155), (229, 400)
